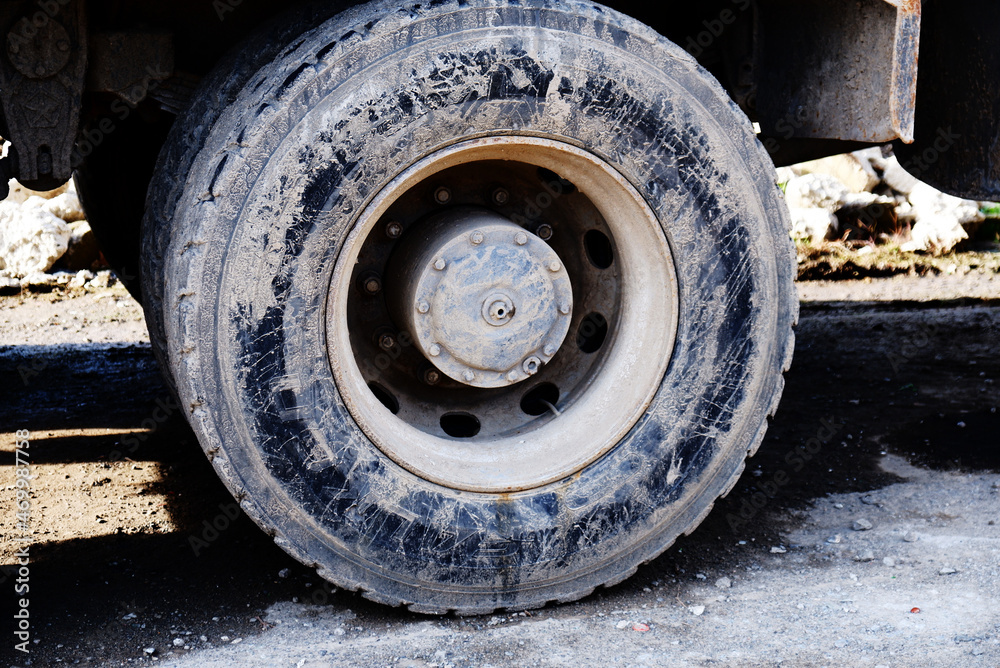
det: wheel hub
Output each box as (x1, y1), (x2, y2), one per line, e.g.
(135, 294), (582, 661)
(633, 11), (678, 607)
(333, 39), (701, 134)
(388, 207), (573, 389)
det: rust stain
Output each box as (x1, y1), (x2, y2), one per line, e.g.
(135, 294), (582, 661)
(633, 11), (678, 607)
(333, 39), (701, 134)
(887, 0), (921, 143)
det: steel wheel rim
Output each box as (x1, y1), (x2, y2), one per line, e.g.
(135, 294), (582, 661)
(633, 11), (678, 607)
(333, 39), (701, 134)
(327, 136), (679, 493)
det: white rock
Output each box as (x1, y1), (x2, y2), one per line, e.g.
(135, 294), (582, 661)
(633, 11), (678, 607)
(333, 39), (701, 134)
(86, 270), (113, 289)
(794, 152), (881, 193)
(873, 154), (919, 195)
(840, 192), (896, 209)
(789, 207), (838, 244)
(20, 271), (59, 288)
(68, 269), (95, 289)
(901, 215), (969, 255)
(22, 195), (50, 210)
(3, 179), (69, 204)
(714, 577), (732, 589)
(775, 166), (800, 185)
(0, 202), (71, 276)
(689, 605), (706, 616)
(895, 200), (916, 222)
(784, 174), (851, 212)
(41, 192), (86, 222)
(852, 519), (873, 531)
(899, 182), (983, 254)
(908, 182), (984, 225)
(0, 275), (20, 293)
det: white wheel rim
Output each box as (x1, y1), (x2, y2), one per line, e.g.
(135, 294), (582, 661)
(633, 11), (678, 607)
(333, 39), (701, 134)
(328, 136), (679, 492)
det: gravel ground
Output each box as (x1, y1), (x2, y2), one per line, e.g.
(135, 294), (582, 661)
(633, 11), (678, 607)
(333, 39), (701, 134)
(1, 273), (999, 667)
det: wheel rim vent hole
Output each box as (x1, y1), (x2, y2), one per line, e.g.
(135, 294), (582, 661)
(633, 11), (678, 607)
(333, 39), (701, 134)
(584, 229), (614, 269)
(520, 383), (561, 416)
(440, 412), (481, 438)
(368, 382), (399, 414)
(577, 312), (609, 353)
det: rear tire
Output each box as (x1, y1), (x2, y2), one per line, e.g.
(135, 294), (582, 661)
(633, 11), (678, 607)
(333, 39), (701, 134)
(145, 0), (796, 613)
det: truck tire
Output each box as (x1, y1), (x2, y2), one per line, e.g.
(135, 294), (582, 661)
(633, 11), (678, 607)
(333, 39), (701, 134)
(145, 0), (796, 613)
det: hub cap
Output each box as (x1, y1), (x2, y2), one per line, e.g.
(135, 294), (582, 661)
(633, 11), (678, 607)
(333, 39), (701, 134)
(387, 208), (573, 389)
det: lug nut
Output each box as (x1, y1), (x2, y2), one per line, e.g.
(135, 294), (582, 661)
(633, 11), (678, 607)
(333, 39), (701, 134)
(385, 221), (403, 239)
(434, 186), (452, 205)
(492, 187), (510, 206)
(422, 368), (441, 385)
(523, 357), (541, 376)
(377, 332), (396, 351)
(548, 260), (561, 272)
(463, 370), (476, 382)
(470, 230), (484, 245)
(428, 343), (441, 357)
(433, 257), (447, 271)
(543, 344), (556, 357)
(536, 223), (554, 240)
(559, 303), (571, 315)
(507, 370), (520, 382)
(359, 272), (382, 295)
(514, 231), (528, 246)
(416, 301), (430, 314)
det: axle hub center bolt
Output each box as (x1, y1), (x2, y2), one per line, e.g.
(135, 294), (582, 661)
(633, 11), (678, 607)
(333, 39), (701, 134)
(483, 294), (515, 326)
